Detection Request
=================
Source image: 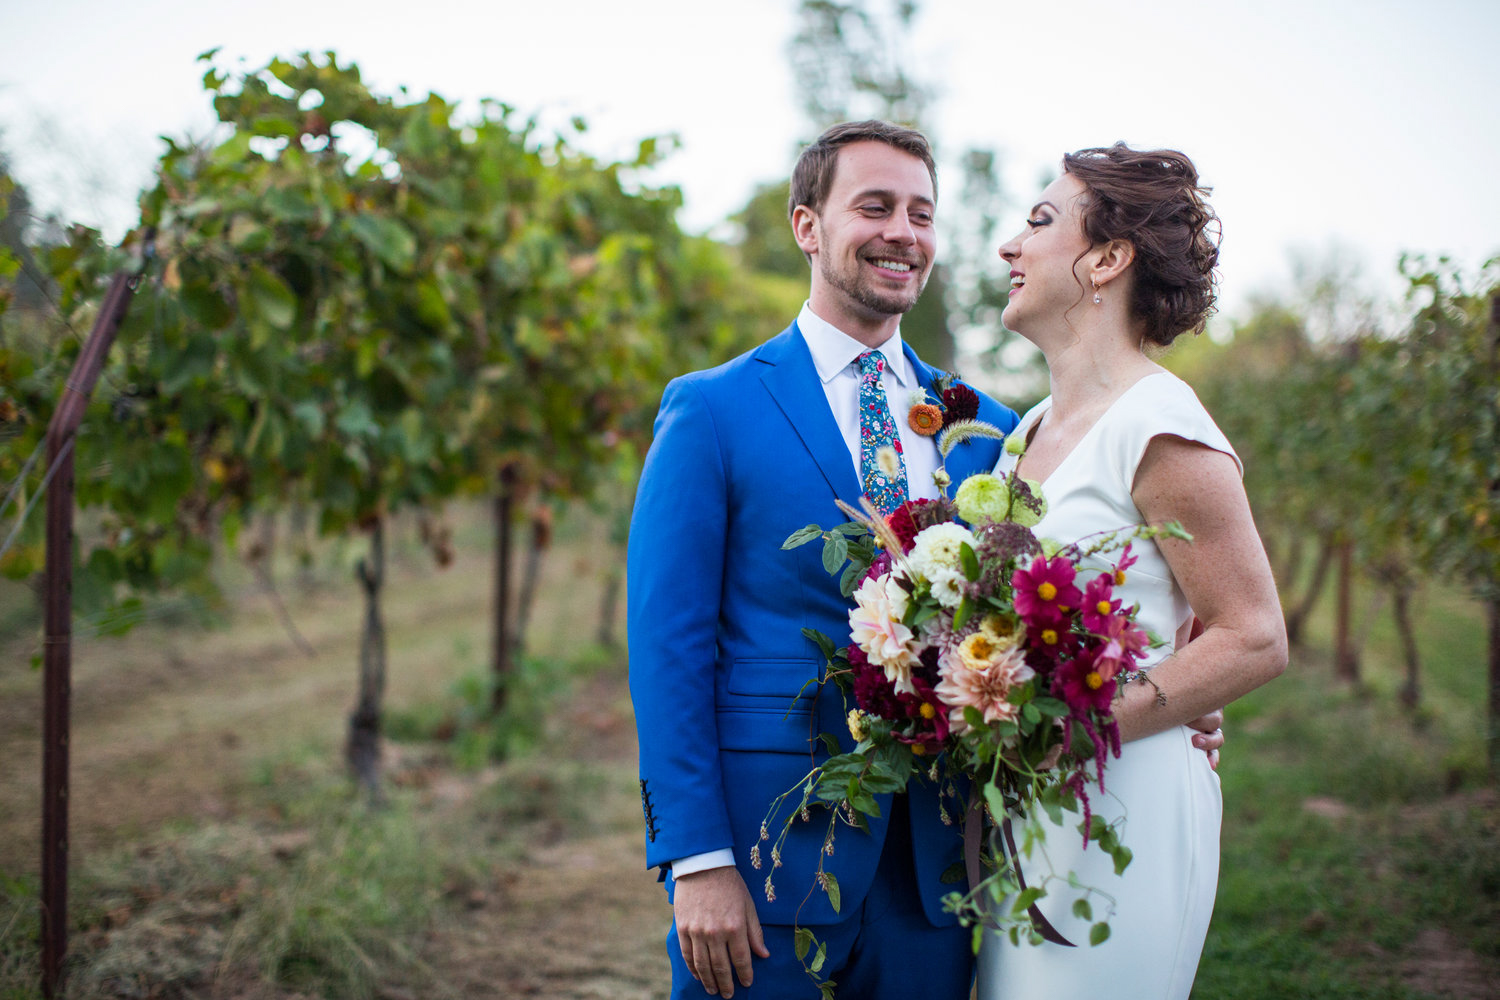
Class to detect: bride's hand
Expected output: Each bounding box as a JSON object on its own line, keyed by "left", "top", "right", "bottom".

{"left": 1186, "top": 708, "right": 1224, "bottom": 770}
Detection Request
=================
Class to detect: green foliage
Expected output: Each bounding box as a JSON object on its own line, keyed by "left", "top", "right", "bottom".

{"left": 0, "top": 781, "right": 453, "bottom": 998}
{"left": 788, "top": 0, "right": 931, "bottom": 129}
{"left": 0, "top": 50, "right": 775, "bottom": 633}
{"left": 385, "top": 621, "right": 623, "bottom": 767}
{"left": 730, "top": 181, "right": 806, "bottom": 279}
{"left": 1186, "top": 257, "right": 1500, "bottom": 602}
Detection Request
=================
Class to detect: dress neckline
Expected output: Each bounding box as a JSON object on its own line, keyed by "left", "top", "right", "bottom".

{"left": 1015, "top": 370, "right": 1172, "bottom": 488}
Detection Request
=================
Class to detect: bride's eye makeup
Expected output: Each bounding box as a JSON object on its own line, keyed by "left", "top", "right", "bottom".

{"left": 1026, "top": 215, "right": 1051, "bottom": 229}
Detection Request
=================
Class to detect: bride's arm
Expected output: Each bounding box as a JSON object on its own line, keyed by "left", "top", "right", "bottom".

{"left": 1115, "top": 433, "right": 1288, "bottom": 744}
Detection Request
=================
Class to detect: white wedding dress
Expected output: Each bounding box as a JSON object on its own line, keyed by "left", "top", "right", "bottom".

{"left": 977, "top": 370, "right": 1236, "bottom": 1000}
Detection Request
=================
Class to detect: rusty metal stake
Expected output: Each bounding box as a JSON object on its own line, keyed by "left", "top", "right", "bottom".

{"left": 40, "top": 267, "right": 140, "bottom": 997}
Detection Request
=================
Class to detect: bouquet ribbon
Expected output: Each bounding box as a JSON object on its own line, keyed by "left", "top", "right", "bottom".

{"left": 963, "top": 797, "right": 1076, "bottom": 947}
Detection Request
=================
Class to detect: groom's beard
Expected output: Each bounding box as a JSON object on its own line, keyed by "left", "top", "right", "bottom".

{"left": 818, "top": 238, "right": 930, "bottom": 317}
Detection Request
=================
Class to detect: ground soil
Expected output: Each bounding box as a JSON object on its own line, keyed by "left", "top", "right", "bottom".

{"left": 3, "top": 519, "right": 1496, "bottom": 999}
{"left": 1, "top": 520, "right": 675, "bottom": 998}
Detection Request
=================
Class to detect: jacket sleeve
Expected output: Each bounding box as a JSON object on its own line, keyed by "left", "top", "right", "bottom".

{"left": 627, "top": 376, "right": 734, "bottom": 871}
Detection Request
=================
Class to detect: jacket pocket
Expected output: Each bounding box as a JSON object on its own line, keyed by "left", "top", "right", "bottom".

{"left": 725, "top": 658, "right": 821, "bottom": 700}
{"left": 717, "top": 706, "right": 816, "bottom": 754}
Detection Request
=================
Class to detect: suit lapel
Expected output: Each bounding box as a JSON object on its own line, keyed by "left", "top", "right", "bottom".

{"left": 757, "top": 324, "right": 863, "bottom": 506}
{"left": 899, "top": 344, "right": 995, "bottom": 486}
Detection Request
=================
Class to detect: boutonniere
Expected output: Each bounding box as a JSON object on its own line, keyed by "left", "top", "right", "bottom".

{"left": 909, "top": 372, "right": 1006, "bottom": 494}
{"left": 906, "top": 371, "right": 981, "bottom": 437}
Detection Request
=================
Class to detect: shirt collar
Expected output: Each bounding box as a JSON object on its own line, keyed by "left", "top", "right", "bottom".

{"left": 797, "top": 301, "right": 914, "bottom": 387}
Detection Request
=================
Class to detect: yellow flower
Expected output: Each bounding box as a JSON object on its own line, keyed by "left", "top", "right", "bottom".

{"left": 956, "top": 631, "right": 1003, "bottom": 671}
{"left": 847, "top": 710, "right": 869, "bottom": 742}
{"left": 979, "top": 613, "right": 1025, "bottom": 647}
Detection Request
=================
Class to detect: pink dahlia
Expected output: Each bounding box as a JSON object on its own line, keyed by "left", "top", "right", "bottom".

{"left": 849, "top": 573, "right": 919, "bottom": 694}
{"left": 936, "top": 633, "right": 1035, "bottom": 735}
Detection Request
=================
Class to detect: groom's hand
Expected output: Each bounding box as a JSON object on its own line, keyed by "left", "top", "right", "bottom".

{"left": 1187, "top": 708, "right": 1225, "bottom": 771}
{"left": 674, "top": 866, "right": 770, "bottom": 998}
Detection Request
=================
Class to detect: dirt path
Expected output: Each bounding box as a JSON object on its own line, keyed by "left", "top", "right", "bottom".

{"left": 415, "top": 672, "right": 673, "bottom": 999}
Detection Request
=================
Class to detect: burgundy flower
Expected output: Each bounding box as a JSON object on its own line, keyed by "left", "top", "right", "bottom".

{"left": 849, "top": 644, "right": 902, "bottom": 719}
{"left": 862, "top": 549, "right": 893, "bottom": 586}
{"left": 886, "top": 498, "right": 950, "bottom": 553}
{"left": 895, "top": 675, "right": 950, "bottom": 754}
{"left": 1024, "top": 619, "right": 1079, "bottom": 667}
{"left": 1053, "top": 650, "right": 1117, "bottom": 715}
{"left": 1012, "top": 555, "right": 1083, "bottom": 625}
{"left": 940, "top": 383, "right": 980, "bottom": 428}
{"left": 1081, "top": 573, "right": 1121, "bottom": 634}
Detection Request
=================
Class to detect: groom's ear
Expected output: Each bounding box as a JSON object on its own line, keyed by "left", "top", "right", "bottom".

{"left": 792, "top": 204, "right": 820, "bottom": 257}
{"left": 1091, "top": 239, "right": 1135, "bottom": 286}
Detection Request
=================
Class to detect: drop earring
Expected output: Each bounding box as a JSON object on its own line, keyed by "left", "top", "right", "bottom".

{"left": 1092, "top": 281, "right": 1102, "bottom": 305}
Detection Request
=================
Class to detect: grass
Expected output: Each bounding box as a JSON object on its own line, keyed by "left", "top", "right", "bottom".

{"left": 0, "top": 499, "right": 640, "bottom": 999}
{"left": 0, "top": 678, "right": 630, "bottom": 999}
{"left": 3, "top": 505, "right": 1496, "bottom": 998}
{"left": 1195, "top": 568, "right": 1497, "bottom": 998}
{"left": 0, "top": 784, "right": 447, "bottom": 997}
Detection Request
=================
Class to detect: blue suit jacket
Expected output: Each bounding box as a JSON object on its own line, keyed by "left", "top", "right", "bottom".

{"left": 628, "top": 322, "right": 1018, "bottom": 927}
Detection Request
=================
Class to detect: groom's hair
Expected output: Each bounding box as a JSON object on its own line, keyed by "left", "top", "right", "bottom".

{"left": 788, "top": 120, "right": 938, "bottom": 222}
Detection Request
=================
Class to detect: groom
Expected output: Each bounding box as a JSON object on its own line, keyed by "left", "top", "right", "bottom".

{"left": 627, "top": 121, "right": 1014, "bottom": 1000}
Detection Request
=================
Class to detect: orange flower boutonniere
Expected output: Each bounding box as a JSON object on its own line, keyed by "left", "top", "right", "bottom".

{"left": 908, "top": 402, "right": 944, "bottom": 436}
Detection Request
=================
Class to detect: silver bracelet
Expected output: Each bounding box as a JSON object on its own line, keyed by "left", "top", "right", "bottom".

{"left": 1118, "top": 669, "right": 1167, "bottom": 707}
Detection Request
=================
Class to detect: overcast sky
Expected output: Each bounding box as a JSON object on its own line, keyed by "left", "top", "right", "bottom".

{"left": 2, "top": 0, "right": 1496, "bottom": 322}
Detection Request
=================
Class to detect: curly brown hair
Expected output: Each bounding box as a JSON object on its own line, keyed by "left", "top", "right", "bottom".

{"left": 1062, "top": 144, "right": 1220, "bottom": 346}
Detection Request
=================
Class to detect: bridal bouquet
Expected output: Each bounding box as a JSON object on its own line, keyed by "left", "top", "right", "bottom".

{"left": 764, "top": 418, "right": 1187, "bottom": 980}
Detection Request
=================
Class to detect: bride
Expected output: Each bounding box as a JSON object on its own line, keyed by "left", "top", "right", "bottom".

{"left": 976, "top": 145, "right": 1287, "bottom": 998}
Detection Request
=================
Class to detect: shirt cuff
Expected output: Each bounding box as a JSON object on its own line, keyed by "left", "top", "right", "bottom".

{"left": 670, "top": 848, "right": 736, "bottom": 878}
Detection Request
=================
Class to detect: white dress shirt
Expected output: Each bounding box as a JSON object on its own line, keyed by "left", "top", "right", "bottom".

{"left": 795, "top": 301, "right": 943, "bottom": 502}
{"left": 670, "top": 303, "right": 944, "bottom": 880}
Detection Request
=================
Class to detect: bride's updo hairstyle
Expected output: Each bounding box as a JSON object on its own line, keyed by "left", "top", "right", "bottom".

{"left": 1063, "top": 143, "right": 1220, "bottom": 346}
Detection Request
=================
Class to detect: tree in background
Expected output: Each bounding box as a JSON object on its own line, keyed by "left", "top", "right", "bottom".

{"left": 1397, "top": 257, "right": 1500, "bottom": 759}
{"left": 1180, "top": 253, "right": 1500, "bottom": 766}
{"left": 0, "top": 51, "right": 779, "bottom": 793}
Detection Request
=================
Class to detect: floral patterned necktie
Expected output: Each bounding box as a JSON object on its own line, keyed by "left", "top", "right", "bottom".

{"left": 857, "top": 350, "right": 908, "bottom": 516}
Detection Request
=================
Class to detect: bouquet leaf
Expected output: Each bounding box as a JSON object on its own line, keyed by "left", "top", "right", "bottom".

{"left": 783, "top": 524, "right": 823, "bottom": 549}
{"left": 795, "top": 927, "right": 814, "bottom": 961}
{"left": 825, "top": 872, "right": 842, "bottom": 914}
